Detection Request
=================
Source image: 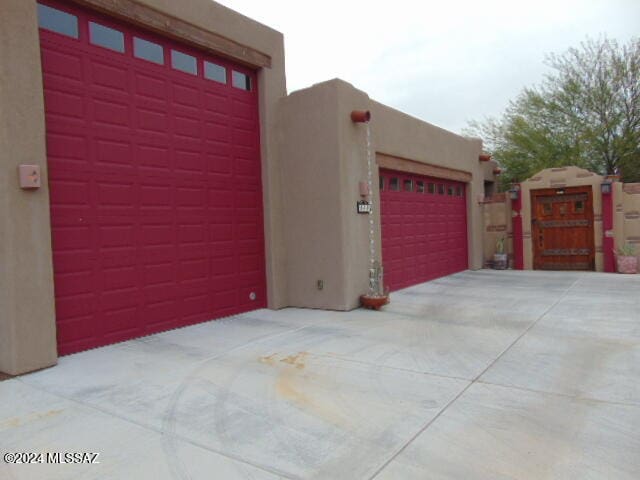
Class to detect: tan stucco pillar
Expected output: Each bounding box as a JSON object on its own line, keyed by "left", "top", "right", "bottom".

{"left": 256, "top": 42, "right": 289, "bottom": 310}
{"left": 0, "top": 0, "right": 58, "bottom": 375}
{"left": 467, "top": 139, "right": 485, "bottom": 270}
{"left": 277, "top": 80, "right": 369, "bottom": 310}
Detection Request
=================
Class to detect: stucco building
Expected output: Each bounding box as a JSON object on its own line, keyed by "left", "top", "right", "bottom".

{"left": 1, "top": 0, "right": 493, "bottom": 375}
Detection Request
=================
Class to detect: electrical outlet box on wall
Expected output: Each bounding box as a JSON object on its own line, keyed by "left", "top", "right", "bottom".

{"left": 18, "top": 165, "right": 41, "bottom": 189}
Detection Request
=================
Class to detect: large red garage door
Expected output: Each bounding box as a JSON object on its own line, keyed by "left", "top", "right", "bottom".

{"left": 380, "top": 169, "right": 468, "bottom": 291}
{"left": 38, "top": 1, "right": 266, "bottom": 355}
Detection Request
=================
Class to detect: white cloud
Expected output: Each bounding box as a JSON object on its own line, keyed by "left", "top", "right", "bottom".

{"left": 216, "top": 0, "right": 640, "bottom": 133}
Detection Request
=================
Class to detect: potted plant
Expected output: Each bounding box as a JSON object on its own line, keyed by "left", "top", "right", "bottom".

{"left": 493, "top": 237, "right": 508, "bottom": 270}
{"left": 615, "top": 244, "right": 638, "bottom": 274}
{"left": 360, "top": 261, "right": 390, "bottom": 310}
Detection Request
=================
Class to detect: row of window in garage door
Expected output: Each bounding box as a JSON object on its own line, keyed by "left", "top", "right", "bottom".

{"left": 380, "top": 175, "right": 466, "bottom": 197}
{"left": 37, "top": 1, "right": 253, "bottom": 90}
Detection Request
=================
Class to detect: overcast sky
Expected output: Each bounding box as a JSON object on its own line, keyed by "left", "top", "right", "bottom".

{"left": 216, "top": 0, "right": 640, "bottom": 134}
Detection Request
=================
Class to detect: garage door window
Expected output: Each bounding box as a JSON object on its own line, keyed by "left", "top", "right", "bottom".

{"left": 134, "top": 37, "right": 164, "bottom": 64}
{"left": 404, "top": 179, "right": 413, "bottom": 192}
{"left": 37, "top": 4, "right": 78, "bottom": 39}
{"left": 389, "top": 178, "right": 400, "bottom": 191}
{"left": 89, "top": 22, "right": 125, "bottom": 53}
{"left": 205, "top": 61, "right": 227, "bottom": 84}
{"left": 379, "top": 177, "right": 385, "bottom": 190}
{"left": 428, "top": 183, "right": 435, "bottom": 194}
{"left": 171, "top": 50, "right": 197, "bottom": 75}
{"left": 438, "top": 184, "right": 445, "bottom": 195}
{"left": 416, "top": 181, "right": 425, "bottom": 193}
{"left": 232, "top": 71, "right": 251, "bottom": 91}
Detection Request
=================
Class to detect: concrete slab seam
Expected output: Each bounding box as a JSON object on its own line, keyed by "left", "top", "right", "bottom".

{"left": 475, "top": 380, "right": 640, "bottom": 409}
{"left": 367, "top": 273, "right": 586, "bottom": 480}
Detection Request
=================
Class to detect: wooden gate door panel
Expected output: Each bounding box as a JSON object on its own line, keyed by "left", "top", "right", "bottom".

{"left": 531, "top": 187, "right": 595, "bottom": 270}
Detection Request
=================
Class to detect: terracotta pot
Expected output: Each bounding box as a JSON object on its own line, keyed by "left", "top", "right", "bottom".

{"left": 616, "top": 255, "right": 638, "bottom": 274}
{"left": 493, "top": 253, "right": 508, "bottom": 270}
{"left": 360, "top": 294, "right": 389, "bottom": 310}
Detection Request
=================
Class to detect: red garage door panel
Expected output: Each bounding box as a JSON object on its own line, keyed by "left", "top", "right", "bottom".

{"left": 38, "top": 1, "right": 266, "bottom": 355}
{"left": 380, "top": 169, "right": 468, "bottom": 291}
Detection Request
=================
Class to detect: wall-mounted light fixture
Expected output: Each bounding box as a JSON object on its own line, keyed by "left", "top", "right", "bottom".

{"left": 601, "top": 180, "right": 613, "bottom": 195}
{"left": 508, "top": 184, "right": 520, "bottom": 200}
{"left": 359, "top": 181, "right": 370, "bottom": 197}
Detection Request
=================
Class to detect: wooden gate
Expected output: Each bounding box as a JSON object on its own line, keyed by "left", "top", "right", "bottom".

{"left": 531, "top": 186, "right": 595, "bottom": 271}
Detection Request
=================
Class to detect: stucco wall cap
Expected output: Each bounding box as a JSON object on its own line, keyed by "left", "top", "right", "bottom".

{"left": 523, "top": 166, "right": 603, "bottom": 184}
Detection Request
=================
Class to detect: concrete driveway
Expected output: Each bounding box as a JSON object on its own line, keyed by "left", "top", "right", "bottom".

{"left": 1, "top": 270, "right": 639, "bottom": 479}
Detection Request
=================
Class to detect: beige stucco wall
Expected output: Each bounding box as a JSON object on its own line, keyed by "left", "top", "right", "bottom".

{"left": 277, "top": 79, "right": 484, "bottom": 310}
{"left": 481, "top": 160, "right": 499, "bottom": 182}
{"left": 277, "top": 80, "right": 379, "bottom": 310}
{"left": 482, "top": 196, "right": 513, "bottom": 266}
{"left": 519, "top": 167, "right": 604, "bottom": 271}
{"left": 614, "top": 183, "right": 640, "bottom": 258}
{"left": 0, "top": 0, "right": 287, "bottom": 375}
{"left": 0, "top": 0, "right": 58, "bottom": 375}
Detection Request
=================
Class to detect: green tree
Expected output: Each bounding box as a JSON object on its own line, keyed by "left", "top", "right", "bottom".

{"left": 466, "top": 36, "right": 640, "bottom": 188}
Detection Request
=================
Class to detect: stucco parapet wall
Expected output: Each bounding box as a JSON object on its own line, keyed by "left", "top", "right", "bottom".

{"left": 369, "top": 100, "right": 482, "bottom": 170}
{"left": 290, "top": 79, "right": 483, "bottom": 169}
{"left": 96, "top": 0, "right": 285, "bottom": 63}
{"left": 482, "top": 160, "right": 499, "bottom": 182}
{"left": 523, "top": 166, "right": 604, "bottom": 187}
{"left": 623, "top": 183, "right": 640, "bottom": 195}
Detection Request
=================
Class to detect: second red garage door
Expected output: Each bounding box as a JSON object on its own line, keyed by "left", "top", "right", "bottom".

{"left": 380, "top": 169, "right": 468, "bottom": 291}
{"left": 38, "top": 1, "right": 266, "bottom": 355}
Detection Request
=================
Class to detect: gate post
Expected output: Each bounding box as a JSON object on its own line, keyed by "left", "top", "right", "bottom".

{"left": 602, "top": 179, "right": 615, "bottom": 272}
{"left": 511, "top": 184, "right": 524, "bottom": 270}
